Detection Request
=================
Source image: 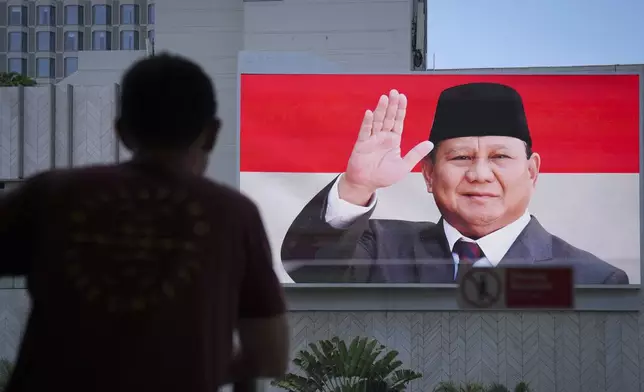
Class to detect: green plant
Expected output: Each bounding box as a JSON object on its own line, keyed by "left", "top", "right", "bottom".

{"left": 0, "top": 359, "right": 14, "bottom": 392}
{"left": 485, "top": 383, "right": 510, "bottom": 392}
{"left": 0, "top": 72, "right": 37, "bottom": 87}
{"left": 433, "top": 381, "right": 531, "bottom": 392}
{"left": 271, "top": 336, "right": 422, "bottom": 392}
{"left": 512, "top": 382, "right": 531, "bottom": 392}
{"left": 434, "top": 382, "right": 486, "bottom": 392}
{"left": 433, "top": 382, "right": 459, "bottom": 392}
{"left": 461, "top": 383, "right": 486, "bottom": 392}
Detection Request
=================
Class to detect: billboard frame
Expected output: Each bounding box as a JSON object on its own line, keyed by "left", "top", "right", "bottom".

{"left": 236, "top": 51, "right": 644, "bottom": 311}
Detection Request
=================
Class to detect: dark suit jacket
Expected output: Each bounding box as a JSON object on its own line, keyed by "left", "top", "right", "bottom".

{"left": 281, "top": 179, "right": 629, "bottom": 285}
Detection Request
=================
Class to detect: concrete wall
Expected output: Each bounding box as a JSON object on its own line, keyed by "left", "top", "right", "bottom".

{"left": 243, "top": 0, "right": 411, "bottom": 72}
{"left": 154, "top": 0, "right": 242, "bottom": 187}
{"left": 59, "top": 50, "right": 149, "bottom": 85}
{"left": 0, "top": 84, "right": 126, "bottom": 182}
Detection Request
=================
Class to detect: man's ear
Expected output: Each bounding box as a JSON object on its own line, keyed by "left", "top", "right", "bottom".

{"left": 199, "top": 118, "right": 220, "bottom": 152}
{"left": 421, "top": 159, "right": 434, "bottom": 193}
{"left": 528, "top": 152, "right": 541, "bottom": 186}
{"left": 115, "top": 118, "right": 136, "bottom": 151}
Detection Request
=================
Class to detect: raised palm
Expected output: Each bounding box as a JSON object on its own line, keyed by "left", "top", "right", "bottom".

{"left": 344, "top": 89, "right": 434, "bottom": 191}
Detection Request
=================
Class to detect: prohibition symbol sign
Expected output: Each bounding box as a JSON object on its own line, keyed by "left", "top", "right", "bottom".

{"left": 460, "top": 269, "right": 502, "bottom": 308}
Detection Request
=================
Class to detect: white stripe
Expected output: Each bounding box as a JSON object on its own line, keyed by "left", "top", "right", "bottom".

{"left": 241, "top": 172, "right": 640, "bottom": 284}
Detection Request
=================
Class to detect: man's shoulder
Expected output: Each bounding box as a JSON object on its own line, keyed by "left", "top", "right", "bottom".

{"left": 550, "top": 234, "right": 610, "bottom": 264}
{"left": 191, "top": 178, "right": 258, "bottom": 212}
{"left": 548, "top": 233, "right": 628, "bottom": 283}
{"left": 24, "top": 164, "right": 129, "bottom": 186}
{"left": 23, "top": 164, "right": 257, "bottom": 210}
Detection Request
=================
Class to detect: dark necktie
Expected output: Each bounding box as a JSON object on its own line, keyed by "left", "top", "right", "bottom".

{"left": 453, "top": 239, "right": 484, "bottom": 281}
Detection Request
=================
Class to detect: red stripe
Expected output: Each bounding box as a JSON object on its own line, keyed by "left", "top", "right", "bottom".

{"left": 240, "top": 74, "right": 640, "bottom": 173}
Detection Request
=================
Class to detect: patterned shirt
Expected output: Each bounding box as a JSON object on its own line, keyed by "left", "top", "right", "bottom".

{"left": 0, "top": 161, "right": 285, "bottom": 392}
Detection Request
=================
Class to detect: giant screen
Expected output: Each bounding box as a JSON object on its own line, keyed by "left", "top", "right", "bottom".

{"left": 239, "top": 74, "right": 641, "bottom": 285}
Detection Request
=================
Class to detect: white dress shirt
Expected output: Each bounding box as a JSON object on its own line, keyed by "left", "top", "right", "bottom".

{"left": 324, "top": 175, "right": 532, "bottom": 278}
{"left": 325, "top": 175, "right": 377, "bottom": 229}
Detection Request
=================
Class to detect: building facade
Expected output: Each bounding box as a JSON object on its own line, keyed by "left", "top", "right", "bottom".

{"left": 0, "top": 0, "right": 155, "bottom": 83}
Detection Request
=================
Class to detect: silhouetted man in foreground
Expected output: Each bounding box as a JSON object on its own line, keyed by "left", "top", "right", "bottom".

{"left": 0, "top": 53, "right": 288, "bottom": 392}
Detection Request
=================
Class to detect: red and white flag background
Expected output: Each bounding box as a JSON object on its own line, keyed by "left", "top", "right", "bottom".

{"left": 239, "top": 74, "right": 641, "bottom": 284}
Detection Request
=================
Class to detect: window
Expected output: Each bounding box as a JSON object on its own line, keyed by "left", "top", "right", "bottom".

{"left": 120, "top": 30, "right": 139, "bottom": 50}
{"left": 36, "top": 31, "right": 56, "bottom": 51}
{"left": 92, "top": 31, "right": 111, "bottom": 50}
{"left": 36, "top": 58, "right": 55, "bottom": 78}
{"left": 64, "top": 5, "right": 84, "bottom": 25}
{"left": 37, "top": 5, "right": 56, "bottom": 26}
{"left": 8, "top": 58, "right": 27, "bottom": 75}
{"left": 120, "top": 4, "right": 139, "bottom": 24}
{"left": 148, "top": 4, "right": 155, "bottom": 24}
{"left": 64, "top": 31, "right": 84, "bottom": 51}
{"left": 64, "top": 57, "right": 78, "bottom": 76}
{"left": 8, "top": 6, "right": 27, "bottom": 26}
{"left": 8, "top": 32, "right": 27, "bottom": 52}
{"left": 147, "top": 29, "right": 155, "bottom": 44}
{"left": 92, "top": 5, "right": 112, "bottom": 25}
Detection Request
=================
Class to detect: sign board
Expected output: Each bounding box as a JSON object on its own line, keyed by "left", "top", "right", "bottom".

{"left": 457, "top": 266, "right": 574, "bottom": 310}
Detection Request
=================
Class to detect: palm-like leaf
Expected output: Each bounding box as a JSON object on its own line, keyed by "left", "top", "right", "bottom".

{"left": 272, "top": 337, "right": 421, "bottom": 392}
{"left": 433, "top": 381, "right": 459, "bottom": 392}
{"left": 486, "top": 382, "right": 510, "bottom": 392}
{"left": 434, "top": 380, "right": 528, "bottom": 392}
{"left": 460, "top": 382, "right": 486, "bottom": 392}
{"left": 513, "top": 381, "right": 531, "bottom": 392}
{"left": 0, "top": 359, "right": 14, "bottom": 392}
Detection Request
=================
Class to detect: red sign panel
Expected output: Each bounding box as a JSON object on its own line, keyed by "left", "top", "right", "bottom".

{"left": 504, "top": 267, "right": 574, "bottom": 309}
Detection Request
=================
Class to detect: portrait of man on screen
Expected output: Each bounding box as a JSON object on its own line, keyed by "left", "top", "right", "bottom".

{"left": 279, "top": 82, "right": 629, "bottom": 285}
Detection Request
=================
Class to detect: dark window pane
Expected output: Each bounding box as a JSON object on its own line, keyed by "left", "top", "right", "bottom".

{"left": 37, "top": 6, "right": 56, "bottom": 26}
{"left": 64, "top": 5, "right": 84, "bottom": 25}
{"left": 148, "top": 4, "right": 155, "bottom": 24}
{"left": 8, "top": 6, "right": 27, "bottom": 26}
{"left": 92, "top": 31, "right": 111, "bottom": 50}
{"left": 36, "top": 32, "right": 55, "bottom": 51}
{"left": 8, "top": 58, "right": 26, "bottom": 74}
{"left": 36, "top": 58, "right": 54, "bottom": 78}
{"left": 147, "top": 29, "right": 155, "bottom": 43}
{"left": 64, "top": 31, "right": 83, "bottom": 51}
{"left": 64, "top": 57, "right": 78, "bottom": 76}
{"left": 120, "top": 5, "right": 139, "bottom": 25}
{"left": 8, "top": 32, "right": 26, "bottom": 52}
{"left": 92, "top": 5, "right": 112, "bottom": 25}
{"left": 120, "top": 30, "right": 139, "bottom": 50}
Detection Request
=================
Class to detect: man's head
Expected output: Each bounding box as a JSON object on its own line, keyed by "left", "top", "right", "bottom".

{"left": 422, "top": 83, "right": 540, "bottom": 238}
{"left": 115, "top": 53, "right": 221, "bottom": 175}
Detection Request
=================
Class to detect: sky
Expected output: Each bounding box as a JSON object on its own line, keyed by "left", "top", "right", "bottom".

{"left": 426, "top": 0, "right": 644, "bottom": 69}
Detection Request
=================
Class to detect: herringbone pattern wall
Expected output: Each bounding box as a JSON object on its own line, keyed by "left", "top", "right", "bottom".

{"left": 0, "top": 85, "right": 642, "bottom": 392}
{"left": 0, "top": 290, "right": 641, "bottom": 392}
{"left": 280, "top": 311, "right": 642, "bottom": 392}
{"left": 0, "top": 85, "right": 126, "bottom": 179}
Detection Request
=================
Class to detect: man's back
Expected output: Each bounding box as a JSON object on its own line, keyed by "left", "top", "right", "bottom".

{"left": 3, "top": 161, "right": 282, "bottom": 392}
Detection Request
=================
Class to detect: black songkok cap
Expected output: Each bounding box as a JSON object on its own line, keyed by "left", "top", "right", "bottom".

{"left": 428, "top": 82, "right": 532, "bottom": 147}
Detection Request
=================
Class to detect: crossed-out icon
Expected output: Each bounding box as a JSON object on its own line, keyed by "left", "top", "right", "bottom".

{"left": 460, "top": 269, "right": 502, "bottom": 308}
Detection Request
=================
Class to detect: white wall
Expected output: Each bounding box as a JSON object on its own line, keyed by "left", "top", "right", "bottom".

{"left": 59, "top": 51, "right": 149, "bottom": 85}
{"left": 243, "top": 0, "right": 411, "bottom": 71}
{"left": 154, "top": 0, "right": 244, "bottom": 186}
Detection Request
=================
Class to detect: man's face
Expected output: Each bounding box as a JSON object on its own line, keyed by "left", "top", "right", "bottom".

{"left": 422, "top": 136, "right": 540, "bottom": 237}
